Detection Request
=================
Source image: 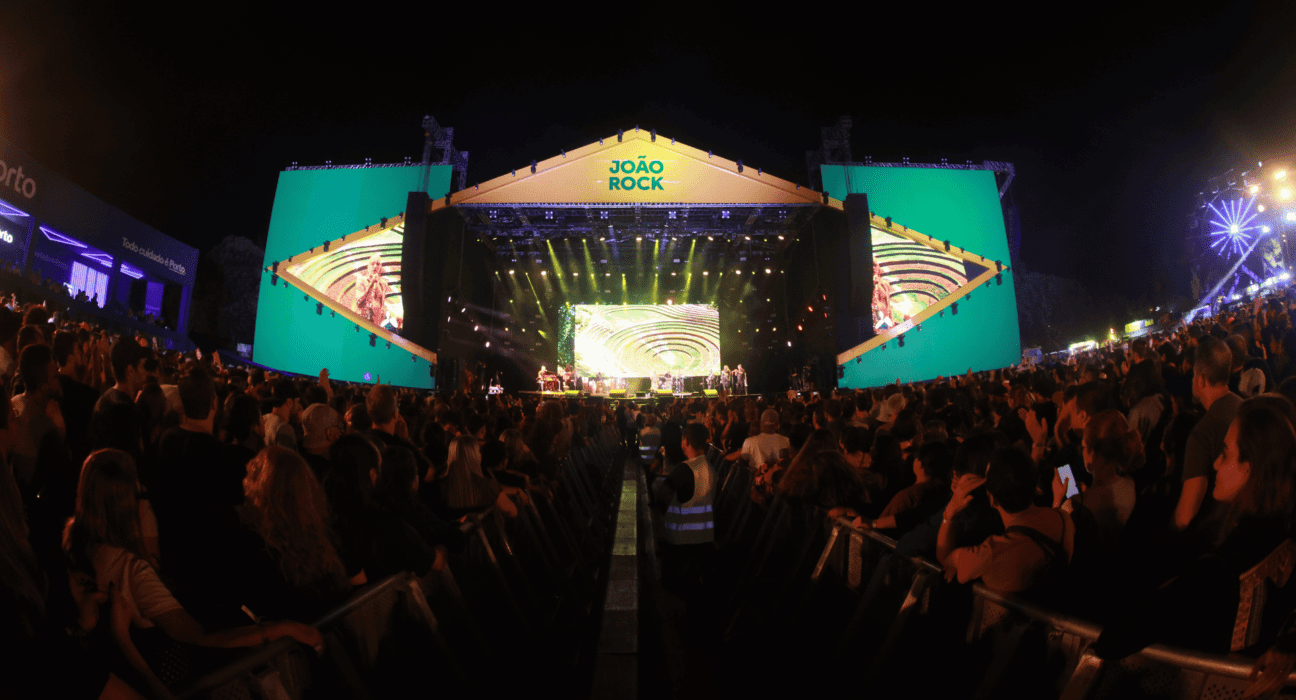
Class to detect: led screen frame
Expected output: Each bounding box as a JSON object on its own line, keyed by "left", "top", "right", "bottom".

{"left": 268, "top": 215, "right": 435, "bottom": 364}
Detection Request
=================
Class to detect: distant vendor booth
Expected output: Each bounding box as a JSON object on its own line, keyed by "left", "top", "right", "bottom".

{"left": 0, "top": 134, "right": 198, "bottom": 344}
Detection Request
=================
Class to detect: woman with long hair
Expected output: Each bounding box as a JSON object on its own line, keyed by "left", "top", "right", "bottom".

{"left": 434, "top": 435, "right": 517, "bottom": 519}
{"left": 1094, "top": 396, "right": 1296, "bottom": 661}
{"left": 62, "top": 450, "right": 320, "bottom": 693}
{"left": 499, "top": 428, "right": 540, "bottom": 480}
{"left": 1052, "top": 409, "right": 1140, "bottom": 551}
{"left": 237, "top": 447, "right": 349, "bottom": 619}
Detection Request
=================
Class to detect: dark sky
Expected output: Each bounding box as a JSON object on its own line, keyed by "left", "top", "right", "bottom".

{"left": 2, "top": 4, "right": 1294, "bottom": 299}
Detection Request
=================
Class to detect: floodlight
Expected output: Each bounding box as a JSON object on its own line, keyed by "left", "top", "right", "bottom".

{"left": 1277, "top": 170, "right": 1287, "bottom": 180}
{"left": 1251, "top": 185, "right": 1261, "bottom": 194}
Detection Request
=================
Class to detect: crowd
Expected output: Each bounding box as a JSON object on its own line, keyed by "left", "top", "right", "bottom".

{"left": 8, "top": 279, "right": 1296, "bottom": 697}
{"left": 632, "top": 292, "right": 1296, "bottom": 692}
{"left": 1, "top": 293, "right": 619, "bottom": 699}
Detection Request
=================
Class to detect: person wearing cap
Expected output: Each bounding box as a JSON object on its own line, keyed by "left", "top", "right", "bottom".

{"left": 262, "top": 379, "right": 300, "bottom": 450}
{"left": 301, "top": 403, "right": 343, "bottom": 479}
{"left": 739, "top": 408, "right": 791, "bottom": 469}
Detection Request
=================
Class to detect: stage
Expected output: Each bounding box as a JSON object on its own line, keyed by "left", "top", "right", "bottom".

{"left": 518, "top": 390, "right": 759, "bottom": 400}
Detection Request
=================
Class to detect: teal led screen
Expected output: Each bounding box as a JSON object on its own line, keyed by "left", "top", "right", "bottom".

{"left": 822, "top": 165, "right": 1020, "bottom": 387}
{"left": 254, "top": 165, "right": 451, "bottom": 388}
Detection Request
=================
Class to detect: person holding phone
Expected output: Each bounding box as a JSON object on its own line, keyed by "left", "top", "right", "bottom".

{"left": 1052, "top": 410, "right": 1140, "bottom": 551}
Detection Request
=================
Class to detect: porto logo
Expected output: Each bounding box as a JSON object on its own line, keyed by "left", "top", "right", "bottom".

{"left": 0, "top": 229, "right": 11, "bottom": 244}
{"left": 609, "top": 155, "right": 665, "bottom": 191}
{"left": 0, "top": 159, "right": 36, "bottom": 199}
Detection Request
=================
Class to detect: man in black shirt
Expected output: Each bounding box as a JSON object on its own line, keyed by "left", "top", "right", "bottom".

{"left": 94, "top": 337, "right": 153, "bottom": 411}
{"left": 150, "top": 365, "right": 245, "bottom": 619}
{"left": 52, "top": 331, "right": 98, "bottom": 462}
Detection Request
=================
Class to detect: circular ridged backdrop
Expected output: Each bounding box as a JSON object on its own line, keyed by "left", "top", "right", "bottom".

{"left": 574, "top": 304, "right": 720, "bottom": 377}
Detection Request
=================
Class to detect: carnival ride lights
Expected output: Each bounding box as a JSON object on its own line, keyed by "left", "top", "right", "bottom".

{"left": 1208, "top": 196, "right": 1260, "bottom": 258}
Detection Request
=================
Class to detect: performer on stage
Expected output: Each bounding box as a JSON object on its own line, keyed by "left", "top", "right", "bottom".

{"left": 720, "top": 365, "right": 731, "bottom": 393}
{"left": 735, "top": 364, "right": 747, "bottom": 394}
{"left": 538, "top": 365, "right": 548, "bottom": 391}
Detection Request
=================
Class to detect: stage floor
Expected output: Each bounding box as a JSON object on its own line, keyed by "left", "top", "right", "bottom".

{"left": 517, "top": 390, "right": 758, "bottom": 400}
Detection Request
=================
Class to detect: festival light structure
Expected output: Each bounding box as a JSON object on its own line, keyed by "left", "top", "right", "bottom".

{"left": 1207, "top": 196, "right": 1259, "bottom": 258}
{"left": 1194, "top": 154, "right": 1296, "bottom": 308}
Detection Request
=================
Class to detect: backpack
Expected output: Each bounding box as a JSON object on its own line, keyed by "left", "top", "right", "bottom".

{"left": 1005, "top": 505, "right": 1104, "bottom": 615}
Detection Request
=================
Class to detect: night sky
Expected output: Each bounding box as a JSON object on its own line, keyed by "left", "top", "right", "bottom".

{"left": 1, "top": 5, "right": 1294, "bottom": 302}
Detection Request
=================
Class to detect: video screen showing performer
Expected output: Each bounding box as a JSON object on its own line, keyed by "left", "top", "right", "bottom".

{"left": 870, "top": 225, "right": 968, "bottom": 331}
{"left": 286, "top": 227, "right": 405, "bottom": 334}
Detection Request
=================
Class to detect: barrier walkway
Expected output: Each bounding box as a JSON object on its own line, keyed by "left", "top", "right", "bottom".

{"left": 703, "top": 459, "right": 1296, "bottom": 699}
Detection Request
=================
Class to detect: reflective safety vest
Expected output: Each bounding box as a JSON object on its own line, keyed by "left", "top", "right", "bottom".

{"left": 664, "top": 455, "right": 715, "bottom": 545}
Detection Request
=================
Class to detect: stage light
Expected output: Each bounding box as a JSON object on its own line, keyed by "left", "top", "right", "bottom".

{"left": 808, "top": 305, "right": 814, "bottom": 312}
{"left": 1288, "top": 212, "right": 1296, "bottom": 222}
{"left": 765, "top": 268, "right": 771, "bottom": 274}
{"left": 473, "top": 325, "right": 479, "bottom": 331}
{"left": 509, "top": 270, "right": 514, "bottom": 275}
{"left": 1260, "top": 205, "right": 1267, "bottom": 212}
{"left": 778, "top": 235, "right": 785, "bottom": 240}
{"left": 1263, "top": 226, "right": 1272, "bottom": 233}
{"left": 1278, "top": 171, "right": 1287, "bottom": 180}
{"left": 745, "top": 236, "right": 751, "bottom": 241}
{"left": 666, "top": 299, "right": 673, "bottom": 305}
{"left": 606, "top": 272, "right": 611, "bottom": 277}
{"left": 787, "top": 341, "right": 792, "bottom": 347}
{"left": 447, "top": 296, "right": 452, "bottom": 302}
{"left": 1283, "top": 273, "right": 1292, "bottom": 281}
{"left": 702, "top": 271, "right": 709, "bottom": 276}
{"left": 541, "top": 271, "right": 547, "bottom": 276}
{"left": 797, "top": 324, "right": 803, "bottom": 331}
{"left": 636, "top": 236, "right": 643, "bottom": 242}
{"left": 485, "top": 341, "right": 491, "bottom": 348}
{"left": 573, "top": 272, "right": 579, "bottom": 277}
{"left": 461, "top": 307, "right": 466, "bottom": 313}
{"left": 1283, "top": 189, "right": 1292, "bottom": 200}
{"left": 1251, "top": 185, "right": 1261, "bottom": 194}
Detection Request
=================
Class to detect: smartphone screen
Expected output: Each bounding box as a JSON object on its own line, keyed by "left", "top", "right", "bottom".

{"left": 1057, "top": 465, "right": 1080, "bottom": 499}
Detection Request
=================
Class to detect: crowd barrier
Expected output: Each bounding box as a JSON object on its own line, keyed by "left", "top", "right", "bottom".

{"left": 708, "top": 457, "right": 1296, "bottom": 699}
{"left": 171, "top": 425, "right": 626, "bottom": 699}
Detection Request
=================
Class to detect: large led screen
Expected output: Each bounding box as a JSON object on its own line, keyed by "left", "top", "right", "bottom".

{"left": 574, "top": 304, "right": 719, "bottom": 377}
{"left": 254, "top": 164, "right": 451, "bottom": 388}
{"left": 286, "top": 226, "right": 405, "bottom": 333}
{"left": 823, "top": 165, "right": 1021, "bottom": 387}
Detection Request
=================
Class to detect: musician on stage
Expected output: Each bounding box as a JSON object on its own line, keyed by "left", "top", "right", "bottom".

{"left": 538, "top": 365, "right": 548, "bottom": 391}
{"left": 663, "top": 371, "right": 673, "bottom": 392}
{"left": 735, "top": 364, "right": 747, "bottom": 394}
{"left": 720, "top": 365, "right": 731, "bottom": 394}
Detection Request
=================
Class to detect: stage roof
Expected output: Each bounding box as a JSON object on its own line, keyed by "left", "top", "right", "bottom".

{"left": 430, "top": 129, "right": 842, "bottom": 210}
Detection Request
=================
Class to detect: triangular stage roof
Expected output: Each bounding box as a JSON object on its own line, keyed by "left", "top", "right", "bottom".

{"left": 429, "top": 129, "right": 842, "bottom": 211}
